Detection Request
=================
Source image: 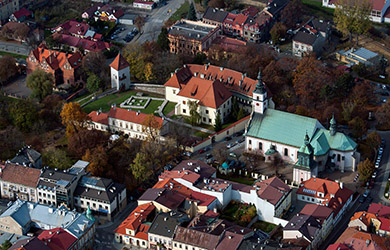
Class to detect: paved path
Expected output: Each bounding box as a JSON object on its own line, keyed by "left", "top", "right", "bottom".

{"left": 2, "top": 75, "right": 31, "bottom": 98}
{"left": 0, "top": 41, "right": 31, "bottom": 56}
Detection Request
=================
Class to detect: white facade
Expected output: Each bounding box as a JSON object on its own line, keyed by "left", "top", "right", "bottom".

{"left": 133, "top": 1, "right": 154, "bottom": 10}
{"left": 0, "top": 182, "right": 37, "bottom": 203}
{"left": 111, "top": 66, "right": 131, "bottom": 91}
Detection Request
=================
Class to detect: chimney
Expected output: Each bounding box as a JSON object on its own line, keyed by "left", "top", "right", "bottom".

{"left": 220, "top": 66, "right": 223, "bottom": 71}
{"left": 340, "top": 182, "right": 343, "bottom": 189}
{"left": 239, "top": 80, "right": 243, "bottom": 88}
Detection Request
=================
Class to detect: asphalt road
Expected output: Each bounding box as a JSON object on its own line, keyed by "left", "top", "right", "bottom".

{"left": 0, "top": 41, "right": 31, "bottom": 56}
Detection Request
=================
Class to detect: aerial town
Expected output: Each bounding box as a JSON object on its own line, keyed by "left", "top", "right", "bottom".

{"left": 0, "top": 0, "right": 389, "bottom": 248}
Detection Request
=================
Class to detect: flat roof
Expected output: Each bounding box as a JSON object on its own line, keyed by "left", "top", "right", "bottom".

{"left": 169, "top": 21, "right": 216, "bottom": 40}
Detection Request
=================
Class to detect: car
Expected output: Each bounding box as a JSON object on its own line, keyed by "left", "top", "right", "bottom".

{"left": 205, "top": 153, "right": 213, "bottom": 159}
{"left": 120, "top": 27, "right": 125, "bottom": 31}
{"left": 382, "top": 139, "right": 386, "bottom": 147}
{"left": 367, "top": 196, "right": 373, "bottom": 203}
{"left": 363, "top": 189, "right": 370, "bottom": 198}
{"left": 372, "top": 172, "right": 377, "bottom": 178}
{"left": 183, "top": 151, "right": 192, "bottom": 157}
{"left": 227, "top": 142, "right": 237, "bottom": 149}
{"left": 206, "top": 157, "right": 214, "bottom": 164}
{"left": 225, "top": 136, "right": 232, "bottom": 141}
{"left": 359, "top": 196, "right": 366, "bottom": 203}
{"left": 229, "top": 152, "right": 237, "bottom": 158}
{"left": 289, "top": 204, "right": 295, "bottom": 213}
{"left": 198, "top": 149, "right": 205, "bottom": 154}
{"left": 375, "top": 163, "right": 380, "bottom": 168}
{"left": 110, "top": 35, "right": 118, "bottom": 40}
{"left": 233, "top": 131, "right": 244, "bottom": 137}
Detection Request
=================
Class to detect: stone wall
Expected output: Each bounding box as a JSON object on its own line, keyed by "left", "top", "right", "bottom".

{"left": 129, "top": 83, "right": 165, "bottom": 96}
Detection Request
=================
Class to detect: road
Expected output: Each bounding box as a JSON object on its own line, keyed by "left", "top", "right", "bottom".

{"left": 0, "top": 41, "right": 30, "bottom": 56}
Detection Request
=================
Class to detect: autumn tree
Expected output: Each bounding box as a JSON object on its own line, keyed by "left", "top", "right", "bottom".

{"left": 26, "top": 69, "right": 54, "bottom": 102}
{"left": 208, "top": 0, "right": 225, "bottom": 8}
{"left": 0, "top": 56, "right": 18, "bottom": 86}
{"left": 348, "top": 116, "right": 367, "bottom": 140}
{"left": 68, "top": 128, "right": 108, "bottom": 158}
{"left": 82, "top": 51, "right": 107, "bottom": 75}
{"left": 214, "top": 112, "right": 222, "bottom": 132}
{"left": 188, "top": 100, "right": 201, "bottom": 126}
{"left": 60, "top": 102, "right": 89, "bottom": 138}
{"left": 142, "top": 114, "right": 163, "bottom": 142}
{"left": 281, "top": 0, "right": 305, "bottom": 28}
{"left": 157, "top": 27, "right": 169, "bottom": 51}
{"left": 39, "top": 94, "right": 64, "bottom": 130}
{"left": 270, "top": 22, "right": 287, "bottom": 44}
{"left": 358, "top": 158, "right": 374, "bottom": 183}
{"left": 135, "top": 15, "right": 145, "bottom": 32}
{"left": 42, "top": 147, "right": 73, "bottom": 170}
{"left": 83, "top": 146, "right": 109, "bottom": 176}
{"left": 187, "top": 2, "right": 197, "bottom": 20}
{"left": 168, "top": 123, "right": 192, "bottom": 154}
{"left": 376, "top": 101, "right": 390, "bottom": 129}
{"left": 0, "top": 127, "right": 23, "bottom": 160}
{"left": 366, "top": 131, "right": 381, "bottom": 157}
{"left": 130, "top": 152, "right": 153, "bottom": 182}
{"left": 9, "top": 100, "right": 38, "bottom": 132}
{"left": 152, "top": 52, "right": 183, "bottom": 83}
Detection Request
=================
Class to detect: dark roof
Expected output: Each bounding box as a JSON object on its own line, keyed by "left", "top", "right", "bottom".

{"left": 0, "top": 164, "right": 41, "bottom": 188}
{"left": 266, "top": 0, "right": 290, "bottom": 16}
{"left": 173, "top": 160, "right": 216, "bottom": 180}
{"left": 9, "top": 237, "right": 50, "bottom": 250}
{"left": 148, "top": 212, "right": 190, "bottom": 238}
{"left": 139, "top": 188, "right": 165, "bottom": 201}
{"left": 293, "top": 30, "right": 317, "bottom": 45}
{"left": 308, "top": 18, "right": 329, "bottom": 33}
{"left": 74, "top": 176, "right": 125, "bottom": 202}
{"left": 238, "top": 237, "right": 303, "bottom": 250}
{"left": 40, "top": 169, "right": 76, "bottom": 182}
{"left": 284, "top": 215, "right": 321, "bottom": 242}
{"left": 168, "top": 21, "right": 217, "bottom": 41}
{"left": 203, "top": 7, "right": 228, "bottom": 23}
{"left": 174, "top": 226, "right": 220, "bottom": 250}
{"left": 155, "top": 189, "right": 186, "bottom": 210}
{"left": 10, "top": 147, "right": 41, "bottom": 167}
{"left": 215, "top": 231, "right": 244, "bottom": 250}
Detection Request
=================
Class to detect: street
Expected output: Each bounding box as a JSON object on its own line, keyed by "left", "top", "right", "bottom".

{"left": 0, "top": 41, "right": 30, "bottom": 56}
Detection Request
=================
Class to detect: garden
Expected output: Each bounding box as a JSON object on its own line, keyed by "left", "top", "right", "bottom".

{"left": 220, "top": 201, "right": 257, "bottom": 227}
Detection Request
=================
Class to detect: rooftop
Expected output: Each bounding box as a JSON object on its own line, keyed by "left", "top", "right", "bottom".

{"left": 38, "top": 228, "right": 77, "bottom": 250}
{"left": 148, "top": 211, "right": 190, "bottom": 238}
{"left": 203, "top": 7, "right": 228, "bottom": 23}
{"left": 10, "top": 146, "right": 41, "bottom": 167}
{"left": 173, "top": 160, "right": 216, "bottom": 180}
{"left": 367, "top": 203, "right": 390, "bottom": 217}
{"left": 0, "top": 163, "right": 41, "bottom": 188}
{"left": 255, "top": 176, "right": 290, "bottom": 206}
{"left": 284, "top": 214, "right": 321, "bottom": 241}
{"left": 168, "top": 20, "right": 217, "bottom": 41}
{"left": 115, "top": 203, "right": 155, "bottom": 233}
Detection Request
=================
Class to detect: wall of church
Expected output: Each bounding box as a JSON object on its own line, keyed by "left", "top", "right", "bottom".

{"left": 293, "top": 168, "right": 312, "bottom": 185}
{"left": 111, "top": 67, "right": 130, "bottom": 90}
{"left": 329, "top": 150, "right": 356, "bottom": 172}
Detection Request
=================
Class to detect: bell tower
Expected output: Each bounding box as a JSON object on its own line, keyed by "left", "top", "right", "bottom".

{"left": 252, "top": 68, "right": 268, "bottom": 114}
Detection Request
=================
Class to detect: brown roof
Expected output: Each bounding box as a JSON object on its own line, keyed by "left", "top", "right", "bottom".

{"left": 215, "top": 231, "right": 244, "bottom": 250}
{"left": 31, "top": 45, "right": 82, "bottom": 71}
{"left": 300, "top": 204, "right": 333, "bottom": 223}
{"left": 110, "top": 53, "right": 129, "bottom": 71}
{"left": 0, "top": 164, "right": 41, "bottom": 188}
{"left": 173, "top": 160, "right": 216, "bottom": 180}
{"left": 350, "top": 211, "right": 378, "bottom": 228}
{"left": 255, "top": 176, "right": 290, "bottom": 205}
{"left": 335, "top": 227, "right": 387, "bottom": 250}
{"left": 88, "top": 111, "right": 108, "bottom": 125}
{"left": 174, "top": 226, "right": 220, "bottom": 250}
{"left": 115, "top": 203, "right": 155, "bottom": 233}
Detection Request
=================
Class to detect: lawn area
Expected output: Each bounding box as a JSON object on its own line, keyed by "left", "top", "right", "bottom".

{"left": 251, "top": 220, "right": 277, "bottom": 233}
{"left": 140, "top": 100, "right": 164, "bottom": 114}
{"left": 0, "top": 51, "right": 28, "bottom": 59}
{"left": 163, "top": 102, "right": 176, "bottom": 116}
{"left": 217, "top": 174, "right": 255, "bottom": 185}
{"left": 302, "top": 0, "right": 334, "bottom": 19}
{"left": 220, "top": 201, "right": 257, "bottom": 226}
{"left": 168, "top": 1, "right": 190, "bottom": 23}
{"left": 194, "top": 131, "right": 213, "bottom": 139}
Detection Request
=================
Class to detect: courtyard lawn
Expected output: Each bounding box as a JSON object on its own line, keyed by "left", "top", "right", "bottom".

{"left": 220, "top": 201, "right": 257, "bottom": 226}
{"left": 163, "top": 102, "right": 176, "bottom": 116}
{"left": 217, "top": 174, "right": 255, "bottom": 186}
{"left": 302, "top": 0, "right": 334, "bottom": 19}
{"left": 132, "top": 100, "right": 164, "bottom": 114}
{"left": 251, "top": 220, "right": 277, "bottom": 233}
{"left": 194, "top": 131, "right": 212, "bottom": 139}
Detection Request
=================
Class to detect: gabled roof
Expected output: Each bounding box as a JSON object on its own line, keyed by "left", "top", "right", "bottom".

{"left": 203, "top": 7, "right": 228, "bottom": 23}
{"left": 110, "top": 53, "right": 129, "bottom": 71}
{"left": 350, "top": 211, "right": 378, "bottom": 228}
{"left": 242, "top": 6, "right": 259, "bottom": 17}
{"left": 311, "top": 128, "right": 357, "bottom": 154}
{"left": 74, "top": 176, "right": 125, "bottom": 202}
{"left": 255, "top": 176, "right": 290, "bottom": 205}
{"left": 38, "top": 228, "right": 77, "bottom": 250}
{"left": 12, "top": 8, "right": 32, "bottom": 19}
{"left": 0, "top": 164, "right": 41, "bottom": 188}
{"left": 173, "top": 160, "right": 216, "bottom": 179}
{"left": 9, "top": 237, "right": 50, "bottom": 250}
{"left": 368, "top": 203, "right": 390, "bottom": 217}
{"left": 10, "top": 147, "right": 41, "bottom": 167}
{"left": 293, "top": 30, "right": 318, "bottom": 46}
{"left": 159, "top": 169, "right": 201, "bottom": 184}
{"left": 215, "top": 231, "right": 245, "bottom": 250}
{"left": 379, "top": 217, "right": 390, "bottom": 232}
{"left": 30, "top": 45, "right": 83, "bottom": 70}
{"left": 300, "top": 204, "right": 333, "bottom": 223}
{"left": 88, "top": 111, "right": 109, "bottom": 125}
{"left": 148, "top": 212, "right": 190, "bottom": 238}
{"left": 174, "top": 226, "right": 220, "bottom": 250}
{"left": 115, "top": 203, "right": 155, "bottom": 234}
{"left": 334, "top": 227, "right": 387, "bottom": 250}
{"left": 284, "top": 214, "right": 321, "bottom": 242}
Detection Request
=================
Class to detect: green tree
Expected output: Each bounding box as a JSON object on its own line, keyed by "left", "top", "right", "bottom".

{"left": 187, "top": 2, "right": 197, "bottom": 20}
{"left": 334, "top": 73, "right": 355, "bottom": 98}
{"left": 214, "top": 112, "right": 222, "bottom": 132}
{"left": 9, "top": 100, "right": 38, "bottom": 132}
{"left": 42, "top": 147, "right": 73, "bottom": 170}
{"left": 26, "top": 69, "right": 54, "bottom": 102}
{"left": 157, "top": 27, "right": 169, "bottom": 51}
{"left": 130, "top": 152, "right": 153, "bottom": 182}
{"left": 334, "top": 0, "right": 372, "bottom": 43}
{"left": 0, "top": 56, "right": 18, "bottom": 86}
{"left": 188, "top": 100, "right": 201, "bottom": 126}
{"left": 270, "top": 22, "right": 287, "bottom": 45}
{"left": 358, "top": 158, "right": 374, "bottom": 183}
{"left": 0, "top": 240, "right": 11, "bottom": 250}
{"left": 236, "top": 108, "right": 245, "bottom": 120}
{"left": 366, "top": 131, "right": 381, "bottom": 150}
{"left": 203, "top": 0, "right": 210, "bottom": 8}
{"left": 348, "top": 116, "right": 367, "bottom": 140}
{"left": 86, "top": 73, "right": 102, "bottom": 93}
{"left": 231, "top": 98, "right": 239, "bottom": 119}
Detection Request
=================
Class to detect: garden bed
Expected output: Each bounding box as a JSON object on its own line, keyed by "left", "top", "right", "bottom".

{"left": 220, "top": 201, "right": 257, "bottom": 226}
{"left": 251, "top": 220, "right": 277, "bottom": 233}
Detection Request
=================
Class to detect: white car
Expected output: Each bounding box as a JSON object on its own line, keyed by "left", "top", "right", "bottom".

{"left": 372, "top": 172, "right": 377, "bottom": 178}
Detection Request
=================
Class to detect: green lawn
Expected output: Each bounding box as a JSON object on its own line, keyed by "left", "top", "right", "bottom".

{"left": 163, "top": 102, "right": 176, "bottom": 116}
{"left": 302, "top": 0, "right": 334, "bottom": 19}
{"left": 217, "top": 174, "right": 255, "bottom": 185}
{"left": 251, "top": 221, "right": 277, "bottom": 233}
{"left": 220, "top": 201, "right": 257, "bottom": 226}
{"left": 169, "top": 1, "right": 190, "bottom": 22}
{"left": 194, "top": 131, "right": 213, "bottom": 139}
{"left": 0, "top": 51, "right": 28, "bottom": 59}
{"left": 141, "top": 100, "right": 164, "bottom": 114}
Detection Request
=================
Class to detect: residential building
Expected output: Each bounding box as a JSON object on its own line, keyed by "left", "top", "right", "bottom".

{"left": 9, "top": 7, "right": 31, "bottom": 21}
{"left": 223, "top": 13, "right": 248, "bottom": 37}
{"left": 114, "top": 203, "right": 155, "bottom": 247}
{"left": 133, "top": 0, "right": 155, "bottom": 10}
{"left": 328, "top": 227, "right": 388, "bottom": 250}
{"left": 283, "top": 214, "right": 322, "bottom": 249}
{"left": 74, "top": 176, "right": 127, "bottom": 221}
{"left": 378, "top": 217, "right": 390, "bottom": 236}
{"left": 348, "top": 211, "right": 380, "bottom": 232}
{"left": 53, "top": 19, "right": 103, "bottom": 41}
{"left": 10, "top": 146, "right": 41, "bottom": 168}
{"left": 81, "top": 3, "right": 104, "bottom": 19}
{"left": 0, "top": 0, "right": 19, "bottom": 21}
{"left": 296, "top": 177, "right": 354, "bottom": 224}
{"left": 300, "top": 204, "right": 334, "bottom": 240}
{"left": 164, "top": 64, "right": 274, "bottom": 125}
{"left": 263, "top": 0, "right": 290, "bottom": 18}
{"left": 202, "top": 7, "right": 228, "bottom": 26}
{"left": 110, "top": 53, "right": 131, "bottom": 91}
{"left": 37, "top": 228, "right": 77, "bottom": 250}
{"left": 336, "top": 47, "right": 381, "bottom": 67}
{"left": 245, "top": 75, "right": 359, "bottom": 173}
{"left": 88, "top": 107, "right": 169, "bottom": 141}
{"left": 147, "top": 211, "right": 191, "bottom": 249}
{"left": 168, "top": 20, "right": 221, "bottom": 55}
{"left": 292, "top": 18, "right": 330, "bottom": 57}
{"left": 0, "top": 231, "right": 29, "bottom": 246}
{"left": 89, "top": 4, "right": 124, "bottom": 23}
{"left": 0, "top": 163, "right": 40, "bottom": 202}
{"left": 368, "top": 203, "right": 390, "bottom": 217}
{"left": 9, "top": 237, "right": 50, "bottom": 250}
{"left": 52, "top": 33, "right": 112, "bottom": 53}
{"left": 27, "top": 45, "right": 83, "bottom": 86}
{"left": 138, "top": 188, "right": 186, "bottom": 212}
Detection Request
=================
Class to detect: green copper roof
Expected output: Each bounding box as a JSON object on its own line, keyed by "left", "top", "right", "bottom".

{"left": 299, "top": 143, "right": 313, "bottom": 155}
{"left": 246, "top": 110, "right": 323, "bottom": 148}
{"left": 311, "top": 128, "right": 357, "bottom": 155}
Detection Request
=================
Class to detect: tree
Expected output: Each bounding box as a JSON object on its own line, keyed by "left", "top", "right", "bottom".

{"left": 334, "top": 73, "right": 355, "bottom": 98}
{"left": 281, "top": 0, "right": 305, "bottom": 28}
{"left": 203, "top": 0, "right": 210, "bottom": 8}
{"left": 341, "top": 101, "right": 356, "bottom": 122}
{"left": 214, "top": 112, "right": 222, "bottom": 132}
{"left": 60, "top": 102, "right": 89, "bottom": 138}
{"left": 236, "top": 108, "right": 245, "bottom": 120}
{"left": 366, "top": 131, "right": 381, "bottom": 152}
{"left": 334, "top": 0, "right": 371, "bottom": 43}
{"left": 0, "top": 240, "right": 11, "bottom": 250}
{"left": 213, "top": 147, "right": 228, "bottom": 165}
{"left": 144, "top": 62, "right": 155, "bottom": 82}
{"left": 0, "top": 127, "right": 23, "bottom": 160}
{"left": 0, "top": 56, "right": 18, "bottom": 86}
{"left": 83, "top": 146, "right": 109, "bottom": 176}
{"left": 9, "top": 100, "right": 38, "bottom": 132}
{"left": 208, "top": 0, "right": 225, "bottom": 8}
{"left": 130, "top": 152, "right": 153, "bottom": 182}
{"left": 152, "top": 52, "right": 183, "bottom": 83}
{"left": 187, "top": 2, "right": 197, "bottom": 21}
{"left": 270, "top": 22, "right": 287, "bottom": 44}
{"left": 188, "top": 100, "right": 201, "bottom": 126}
{"left": 376, "top": 101, "right": 390, "bottom": 129}
{"left": 231, "top": 98, "right": 239, "bottom": 120}
{"left": 86, "top": 73, "right": 102, "bottom": 93}
{"left": 142, "top": 114, "right": 163, "bottom": 142}
{"left": 157, "top": 27, "right": 169, "bottom": 51}
{"left": 82, "top": 51, "right": 107, "bottom": 76}
{"left": 39, "top": 94, "right": 64, "bottom": 130}
{"left": 68, "top": 128, "right": 108, "bottom": 158}
{"left": 135, "top": 15, "right": 145, "bottom": 32}
{"left": 358, "top": 158, "right": 374, "bottom": 183}
{"left": 348, "top": 116, "right": 367, "bottom": 140}
{"left": 14, "top": 23, "right": 30, "bottom": 41}
{"left": 26, "top": 69, "right": 54, "bottom": 102}
{"left": 42, "top": 147, "right": 73, "bottom": 170}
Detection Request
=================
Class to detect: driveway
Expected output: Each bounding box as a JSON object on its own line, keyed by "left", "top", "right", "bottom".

{"left": 2, "top": 75, "right": 31, "bottom": 98}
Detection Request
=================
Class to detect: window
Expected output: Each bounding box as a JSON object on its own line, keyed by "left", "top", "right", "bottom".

{"left": 209, "top": 118, "right": 211, "bottom": 123}
{"left": 206, "top": 110, "right": 209, "bottom": 114}
{"left": 183, "top": 109, "right": 186, "bottom": 114}
{"left": 183, "top": 101, "right": 186, "bottom": 104}
{"left": 249, "top": 140, "right": 252, "bottom": 145}
{"left": 311, "top": 198, "right": 314, "bottom": 202}
{"left": 259, "top": 142, "right": 262, "bottom": 150}
{"left": 203, "top": 117, "right": 206, "bottom": 122}
{"left": 174, "top": 243, "right": 177, "bottom": 247}
{"left": 173, "top": 90, "right": 176, "bottom": 94}
{"left": 337, "top": 154, "right": 341, "bottom": 162}
{"left": 342, "top": 156, "right": 345, "bottom": 161}
{"left": 284, "top": 148, "right": 288, "bottom": 156}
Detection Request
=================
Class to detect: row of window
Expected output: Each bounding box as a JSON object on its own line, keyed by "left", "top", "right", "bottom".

{"left": 38, "top": 192, "right": 55, "bottom": 199}
{"left": 111, "top": 119, "right": 141, "bottom": 132}
{"left": 248, "top": 140, "right": 290, "bottom": 156}
{"left": 77, "top": 199, "right": 109, "bottom": 211}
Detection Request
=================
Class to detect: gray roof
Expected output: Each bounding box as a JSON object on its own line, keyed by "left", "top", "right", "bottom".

{"left": 69, "top": 160, "right": 89, "bottom": 175}
{"left": 74, "top": 176, "right": 125, "bottom": 202}
{"left": 266, "top": 0, "right": 290, "bottom": 16}
{"left": 40, "top": 169, "right": 76, "bottom": 182}
{"left": 139, "top": 188, "right": 165, "bottom": 201}
{"left": 168, "top": 21, "right": 216, "bottom": 41}
{"left": 308, "top": 18, "right": 329, "bottom": 33}
{"left": 148, "top": 212, "right": 190, "bottom": 238}
{"left": 0, "top": 230, "right": 29, "bottom": 246}
{"left": 173, "top": 160, "right": 216, "bottom": 180}
{"left": 293, "top": 30, "right": 318, "bottom": 45}
{"left": 283, "top": 214, "right": 321, "bottom": 242}
{"left": 10, "top": 147, "right": 41, "bottom": 167}
{"left": 203, "top": 7, "right": 228, "bottom": 23}
{"left": 238, "top": 238, "right": 303, "bottom": 250}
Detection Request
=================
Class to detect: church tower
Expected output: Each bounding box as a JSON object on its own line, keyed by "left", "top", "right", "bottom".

{"left": 330, "top": 114, "right": 336, "bottom": 136}
{"left": 293, "top": 133, "right": 318, "bottom": 185}
{"left": 109, "top": 53, "right": 131, "bottom": 91}
{"left": 252, "top": 68, "right": 268, "bottom": 114}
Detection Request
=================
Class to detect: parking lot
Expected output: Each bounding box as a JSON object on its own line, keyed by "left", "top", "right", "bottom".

{"left": 110, "top": 24, "right": 138, "bottom": 43}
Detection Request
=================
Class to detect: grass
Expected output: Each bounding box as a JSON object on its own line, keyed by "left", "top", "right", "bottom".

{"left": 302, "top": 0, "right": 334, "bottom": 19}
{"left": 220, "top": 201, "right": 257, "bottom": 226}
{"left": 0, "top": 51, "right": 28, "bottom": 59}
{"left": 217, "top": 174, "right": 255, "bottom": 185}
{"left": 141, "top": 100, "right": 164, "bottom": 114}
{"left": 194, "top": 131, "right": 213, "bottom": 139}
{"left": 168, "top": 1, "right": 190, "bottom": 23}
{"left": 163, "top": 102, "right": 176, "bottom": 116}
{"left": 72, "top": 92, "right": 93, "bottom": 103}
{"left": 251, "top": 220, "right": 277, "bottom": 233}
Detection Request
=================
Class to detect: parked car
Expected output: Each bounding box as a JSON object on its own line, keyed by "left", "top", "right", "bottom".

{"left": 289, "top": 204, "right": 295, "bottom": 213}
{"left": 183, "top": 151, "right": 192, "bottom": 157}
{"left": 225, "top": 136, "right": 232, "bottom": 141}
{"left": 229, "top": 152, "right": 237, "bottom": 158}
{"left": 236, "top": 137, "right": 245, "bottom": 144}
{"left": 198, "top": 148, "right": 205, "bottom": 154}
{"left": 363, "top": 189, "right": 370, "bottom": 198}
{"left": 205, "top": 153, "right": 213, "bottom": 159}
{"left": 372, "top": 172, "right": 377, "bottom": 179}
{"left": 227, "top": 142, "right": 237, "bottom": 149}
{"left": 359, "top": 196, "right": 366, "bottom": 203}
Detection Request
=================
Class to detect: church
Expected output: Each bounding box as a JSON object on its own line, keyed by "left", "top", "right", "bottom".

{"left": 245, "top": 70, "right": 360, "bottom": 184}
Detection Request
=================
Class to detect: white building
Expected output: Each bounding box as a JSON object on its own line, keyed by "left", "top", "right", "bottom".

{"left": 133, "top": 0, "right": 155, "bottom": 10}
{"left": 110, "top": 53, "right": 131, "bottom": 91}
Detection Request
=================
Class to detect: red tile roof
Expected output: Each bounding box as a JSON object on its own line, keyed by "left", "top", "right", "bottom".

{"left": 12, "top": 8, "right": 32, "bottom": 19}
{"left": 255, "top": 176, "right": 290, "bottom": 205}
{"left": 54, "top": 20, "right": 90, "bottom": 37}
{"left": 215, "top": 231, "right": 244, "bottom": 250}
{"left": 110, "top": 53, "right": 129, "bottom": 71}
{"left": 379, "top": 217, "right": 390, "bottom": 232}
{"left": 115, "top": 203, "right": 155, "bottom": 234}
{"left": 0, "top": 163, "right": 41, "bottom": 188}
{"left": 300, "top": 204, "right": 333, "bottom": 223}
{"left": 38, "top": 228, "right": 77, "bottom": 250}
{"left": 204, "top": 209, "right": 219, "bottom": 217}
{"left": 212, "top": 36, "right": 247, "bottom": 52}
{"left": 159, "top": 169, "right": 200, "bottom": 184}
{"left": 368, "top": 203, "right": 390, "bottom": 217}
{"left": 350, "top": 211, "right": 378, "bottom": 228}
{"left": 233, "top": 14, "right": 248, "bottom": 27}
{"left": 54, "top": 34, "right": 112, "bottom": 52}
{"left": 371, "top": 0, "right": 387, "bottom": 11}
{"left": 134, "top": 224, "right": 149, "bottom": 240}
{"left": 242, "top": 6, "right": 259, "bottom": 17}
{"left": 88, "top": 111, "right": 109, "bottom": 125}
{"left": 327, "top": 243, "right": 350, "bottom": 250}
{"left": 31, "top": 45, "right": 83, "bottom": 71}
{"left": 334, "top": 227, "right": 387, "bottom": 250}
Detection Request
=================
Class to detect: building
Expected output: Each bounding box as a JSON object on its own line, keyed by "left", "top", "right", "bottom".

{"left": 138, "top": 188, "right": 186, "bottom": 212}
{"left": 9, "top": 7, "right": 31, "bottom": 22}
{"left": 367, "top": 203, "right": 390, "bottom": 217}
{"left": 81, "top": 3, "right": 104, "bottom": 19}
{"left": 74, "top": 176, "right": 127, "bottom": 221}
{"left": 53, "top": 19, "right": 103, "bottom": 41}
{"left": 164, "top": 64, "right": 274, "bottom": 125}
{"left": 292, "top": 18, "right": 330, "bottom": 57}
{"left": 202, "top": 7, "right": 228, "bottom": 26}
{"left": 328, "top": 227, "right": 388, "bottom": 250}
{"left": 336, "top": 47, "right": 381, "bottom": 67}
{"left": 37, "top": 228, "right": 77, "bottom": 250}
{"left": 0, "top": 163, "right": 40, "bottom": 202}
{"left": 27, "top": 45, "right": 83, "bottom": 86}
{"left": 88, "top": 107, "right": 169, "bottom": 141}
{"left": 245, "top": 75, "right": 359, "bottom": 174}
{"left": 9, "top": 237, "right": 50, "bottom": 250}
{"left": 168, "top": 20, "right": 221, "bottom": 55}
{"left": 283, "top": 214, "right": 322, "bottom": 249}
{"left": 84, "top": 4, "right": 124, "bottom": 22}
{"left": 300, "top": 204, "right": 334, "bottom": 240}
{"left": 0, "top": 0, "right": 19, "bottom": 21}
{"left": 223, "top": 13, "right": 248, "bottom": 38}
{"left": 110, "top": 53, "right": 131, "bottom": 91}
{"left": 10, "top": 146, "right": 42, "bottom": 168}
{"left": 53, "top": 33, "right": 112, "bottom": 54}
{"left": 296, "top": 177, "right": 354, "bottom": 224}
{"left": 348, "top": 211, "right": 380, "bottom": 232}
{"left": 133, "top": 0, "right": 155, "bottom": 10}
{"left": 114, "top": 203, "right": 155, "bottom": 247}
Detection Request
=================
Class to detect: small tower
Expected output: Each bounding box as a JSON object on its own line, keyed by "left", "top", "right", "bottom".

{"left": 293, "top": 133, "right": 318, "bottom": 185}
{"left": 252, "top": 68, "right": 268, "bottom": 114}
{"left": 330, "top": 114, "right": 336, "bottom": 136}
{"left": 110, "top": 53, "right": 131, "bottom": 91}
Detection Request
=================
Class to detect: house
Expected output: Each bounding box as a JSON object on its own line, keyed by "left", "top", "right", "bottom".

{"left": 202, "top": 7, "right": 228, "bottom": 26}
{"left": 0, "top": 163, "right": 41, "bottom": 203}
{"left": 53, "top": 33, "right": 112, "bottom": 54}
{"left": 9, "top": 237, "right": 50, "bottom": 250}
{"left": 9, "top": 8, "right": 32, "bottom": 22}
{"left": 378, "top": 217, "right": 390, "bottom": 236}
{"left": 296, "top": 177, "right": 354, "bottom": 224}
{"left": 328, "top": 227, "right": 388, "bottom": 250}
{"left": 119, "top": 14, "right": 137, "bottom": 25}
{"left": 168, "top": 20, "right": 221, "bottom": 55}
{"left": 283, "top": 214, "right": 322, "bottom": 249}
{"left": 292, "top": 17, "right": 330, "bottom": 57}
{"left": 91, "top": 4, "right": 124, "bottom": 23}
{"left": 348, "top": 211, "right": 380, "bottom": 232}
{"left": 81, "top": 3, "right": 104, "bottom": 19}
{"left": 223, "top": 13, "right": 248, "bottom": 37}
{"left": 367, "top": 203, "right": 390, "bottom": 217}
{"left": 0, "top": 0, "right": 19, "bottom": 21}
{"left": 245, "top": 74, "right": 359, "bottom": 174}
{"left": 138, "top": 188, "right": 186, "bottom": 212}
{"left": 0, "top": 231, "right": 29, "bottom": 246}
{"left": 336, "top": 47, "right": 381, "bottom": 67}
{"left": 300, "top": 204, "right": 334, "bottom": 240}
{"left": 164, "top": 64, "right": 274, "bottom": 125}
{"left": 263, "top": 0, "right": 290, "bottom": 18}
{"left": 242, "top": 6, "right": 260, "bottom": 17}
{"left": 74, "top": 176, "right": 127, "bottom": 221}
{"left": 37, "top": 228, "right": 78, "bottom": 250}
{"left": 133, "top": 0, "right": 155, "bottom": 10}
{"left": 27, "top": 45, "right": 83, "bottom": 86}
{"left": 114, "top": 203, "right": 155, "bottom": 247}
{"left": 110, "top": 53, "right": 131, "bottom": 91}
{"left": 147, "top": 211, "right": 191, "bottom": 249}
{"left": 10, "top": 146, "right": 41, "bottom": 168}
{"left": 88, "top": 107, "right": 169, "bottom": 141}
{"left": 53, "top": 20, "right": 103, "bottom": 41}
